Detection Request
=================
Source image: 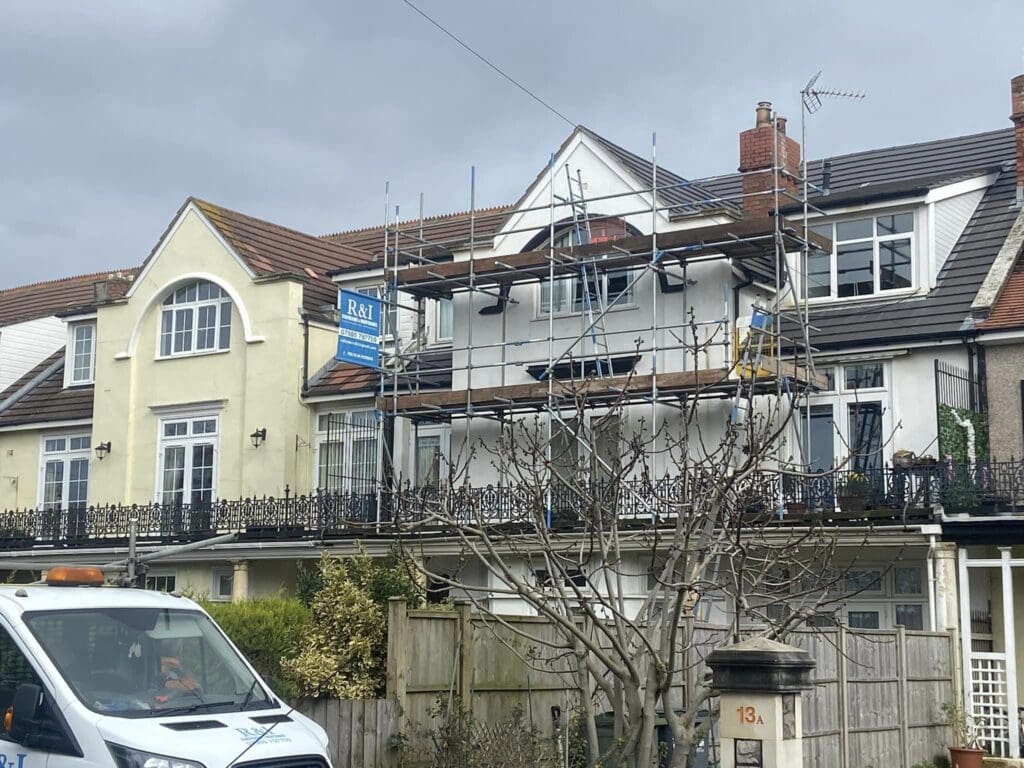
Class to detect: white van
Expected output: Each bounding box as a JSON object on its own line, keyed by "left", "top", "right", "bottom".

{"left": 0, "top": 567, "right": 331, "bottom": 768}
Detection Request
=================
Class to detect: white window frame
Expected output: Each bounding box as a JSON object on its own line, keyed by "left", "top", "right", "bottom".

{"left": 313, "top": 409, "right": 380, "bottom": 493}
{"left": 414, "top": 425, "right": 451, "bottom": 487}
{"left": 431, "top": 297, "right": 454, "bottom": 344}
{"left": 537, "top": 268, "right": 636, "bottom": 318}
{"left": 157, "top": 280, "right": 232, "bottom": 359}
{"left": 144, "top": 569, "right": 178, "bottom": 593}
{"left": 155, "top": 411, "right": 220, "bottom": 506}
{"left": 64, "top": 321, "right": 96, "bottom": 387}
{"left": 211, "top": 566, "right": 234, "bottom": 602}
{"left": 802, "top": 360, "right": 891, "bottom": 471}
{"left": 806, "top": 210, "right": 916, "bottom": 303}
{"left": 37, "top": 434, "right": 91, "bottom": 511}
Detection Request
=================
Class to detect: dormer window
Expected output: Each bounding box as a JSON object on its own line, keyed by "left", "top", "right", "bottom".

{"left": 808, "top": 212, "right": 914, "bottom": 299}
{"left": 66, "top": 322, "right": 96, "bottom": 386}
{"left": 159, "top": 281, "right": 232, "bottom": 357}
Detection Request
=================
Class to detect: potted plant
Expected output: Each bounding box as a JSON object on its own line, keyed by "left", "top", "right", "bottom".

{"left": 836, "top": 472, "right": 872, "bottom": 512}
{"left": 941, "top": 701, "right": 986, "bottom": 768}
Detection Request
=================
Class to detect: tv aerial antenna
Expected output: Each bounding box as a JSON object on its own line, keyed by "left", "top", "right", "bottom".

{"left": 801, "top": 71, "right": 865, "bottom": 114}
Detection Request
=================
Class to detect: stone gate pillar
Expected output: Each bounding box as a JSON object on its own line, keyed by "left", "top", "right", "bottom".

{"left": 707, "top": 637, "right": 815, "bottom": 768}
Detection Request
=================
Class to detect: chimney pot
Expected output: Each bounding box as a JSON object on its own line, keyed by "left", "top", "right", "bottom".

{"left": 755, "top": 101, "right": 773, "bottom": 128}
{"left": 775, "top": 116, "right": 787, "bottom": 135}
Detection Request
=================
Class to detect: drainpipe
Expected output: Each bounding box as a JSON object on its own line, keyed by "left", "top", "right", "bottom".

{"left": 302, "top": 310, "right": 310, "bottom": 394}
{"left": 927, "top": 535, "right": 937, "bottom": 632}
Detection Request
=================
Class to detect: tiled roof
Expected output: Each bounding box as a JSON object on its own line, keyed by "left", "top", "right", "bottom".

{"left": 0, "top": 269, "right": 136, "bottom": 327}
{"left": 323, "top": 205, "right": 515, "bottom": 274}
{"left": 305, "top": 350, "right": 452, "bottom": 398}
{"left": 578, "top": 126, "right": 741, "bottom": 219}
{"left": 185, "top": 198, "right": 374, "bottom": 315}
{"left": 0, "top": 350, "right": 93, "bottom": 428}
{"left": 981, "top": 261, "right": 1024, "bottom": 330}
{"left": 771, "top": 129, "right": 1019, "bottom": 349}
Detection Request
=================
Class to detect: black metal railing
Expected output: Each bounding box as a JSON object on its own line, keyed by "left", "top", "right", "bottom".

{"left": 2, "top": 461, "right": 1023, "bottom": 550}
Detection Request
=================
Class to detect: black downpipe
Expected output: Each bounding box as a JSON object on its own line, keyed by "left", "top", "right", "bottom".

{"left": 733, "top": 270, "right": 756, "bottom": 327}
{"left": 301, "top": 311, "right": 310, "bottom": 394}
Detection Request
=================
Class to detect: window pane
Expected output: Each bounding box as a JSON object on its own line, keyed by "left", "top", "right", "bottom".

{"left": 44, "top": 438, "right": 66, "bottom": 453}
{"left": 894, "top": 567, "right": 923, "bottom": 595}
{"left": 197, "top": 282, "right": 211, "bottom": 301}
{"left": 879, "top": 239, "right": 912, "bottom": 290}
{"left": 161, "top": 446, "right": 186, "bottom": 507}
{"left": 437, "top": 298, "right": 453, "bottom": 340}
{"left": 217, "top": 571, "right": 234, "bottom": 599}
{"left": 43, "top": 460, "right": 64, "bottom": 511}
{"left": 836, "top": 242, "right": 874, "bottom": 297}
{"left": 802, "top": 404, "right": 835, "bottom": 473}
{"left": 847, "top": 610, "right": 880, "bottom": 629}
{"left": 895, "top": 604, "right": 924, "bottom": 630}
{"left": 844, "top": 363, "right": 884, "bottom": 389}
{"left": 164, "top": 421, "right": 187, "bottom": 437}
{"left": 191, "top": 444, "right": 215, "bottom": 506}
{"left": 807, "top": 250, "right": 831, "bottom": 298}
{"left": 160, "top": 310, "right": 173, "bottom": 356}
{"left": 218, "top": 301, "right": 232, "bottom": 349}
{"left": 173, "top": 308, "right": 193, "bottom": 353}
{"left": 196, "top": 305, "right": 217, "bottom": 350}
{"left": 606, "top": 269, "right": 632, "bottom": 306}
{"left": 352, "top": 438, "right": 377, "bottom": 495}
{"left": 72, "top": 325, "right": 94, "bottom": 382}
{"left": 318, "top": 441, "right": 344, "bottom": 492}
{"left": 836, "top": 218, "right": 873, "bottom": 241}
{"left": 0, "top": 628, "right": 42, "bottom": 712}
{"left": 848, "top": 402, "right": 883, "bottom": 473}
{"left": 68, "top": 458, "right": 89, "bottom": 511}
{"left": 878, "top": 213, "right": 913, "bottom": 235}
{"left": 846, "top": 570, "right": 882, "bottom": 593}
{"left": 415, "top": 435, "right": 441, "bottom": 488}
{"left": 69, "top": 436, "right": 89, "bottom": 451}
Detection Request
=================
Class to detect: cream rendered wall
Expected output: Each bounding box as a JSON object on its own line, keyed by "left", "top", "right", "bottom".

{"left": 0, "top": 316, "right": 66, "bottom": 391}
{"left": 0, "top": 427, "right": 92, "bottom": 510}
{"left": 889, "top": 345, "right": 969, "bottom": 458}
{"left": 89, "top": 208, "right": 311, "bottom": 505}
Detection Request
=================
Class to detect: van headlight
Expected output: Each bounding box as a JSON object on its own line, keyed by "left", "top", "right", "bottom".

{"left": 108, "top": 743, "right": 206, "bottom": 768}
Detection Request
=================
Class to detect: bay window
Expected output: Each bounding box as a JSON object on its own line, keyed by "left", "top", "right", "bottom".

{"left": 808, "top": 212, "right": 914, "bottom": 300}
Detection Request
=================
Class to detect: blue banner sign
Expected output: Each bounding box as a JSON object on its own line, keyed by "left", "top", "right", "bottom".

{"left": 336, "top": 289, "right": 381, "bottom": 368}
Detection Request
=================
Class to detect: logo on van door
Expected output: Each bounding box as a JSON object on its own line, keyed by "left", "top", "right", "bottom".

{"left": 235, "top": 726, "right": 290, "bottom": 745}
{"left": 0, "top": 753, "right": 28, "bottom": 768}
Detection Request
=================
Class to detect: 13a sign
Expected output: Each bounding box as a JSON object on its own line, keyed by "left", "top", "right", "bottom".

{"left": 336, "top": 289, "right": 382, "bottom": 368}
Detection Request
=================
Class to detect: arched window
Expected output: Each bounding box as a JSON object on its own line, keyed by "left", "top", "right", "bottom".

{"left": 536, "top": 217, "right": 636, "bottom": 316}
{"left": 159, "top": 280, "right": 232, "bottom": 357}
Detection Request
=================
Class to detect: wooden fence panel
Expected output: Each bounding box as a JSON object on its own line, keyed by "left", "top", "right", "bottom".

{"left": 293, "top": 698, "right": 399, "bottom": 768}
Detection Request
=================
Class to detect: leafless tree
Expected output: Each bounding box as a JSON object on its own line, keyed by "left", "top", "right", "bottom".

{"left": 392, "top": 330, "right": 884, "bottom": 768}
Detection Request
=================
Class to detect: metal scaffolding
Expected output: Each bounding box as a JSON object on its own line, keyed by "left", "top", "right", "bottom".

{"left": 362, "top": 112, "right": 827, "bottom": 498}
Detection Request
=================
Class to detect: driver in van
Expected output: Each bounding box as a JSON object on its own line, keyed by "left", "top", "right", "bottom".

{"left": 160, "top": 656, "right": 200, "bottom": 692}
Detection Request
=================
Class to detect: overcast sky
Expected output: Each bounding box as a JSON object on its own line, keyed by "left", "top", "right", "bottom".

{"left": 2, "top": 0, "right": 1022, "bottom": 288}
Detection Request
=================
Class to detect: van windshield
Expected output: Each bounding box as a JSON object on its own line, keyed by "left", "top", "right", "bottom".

{"left": 23, "top": 607, "right": 274, "bottom": 718}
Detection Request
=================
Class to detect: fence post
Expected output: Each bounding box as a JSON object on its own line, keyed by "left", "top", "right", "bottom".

{"left": 896, "top": 625, "right": 911, "bottom": 768}
{"left": 837, "top": 627, "right": 849, "bottom": 768}
{"left": 455, "top": 601, "right": 474, "bottom": 705}
{"left": 387, "top": 597, "right": 409, "bottom": 715}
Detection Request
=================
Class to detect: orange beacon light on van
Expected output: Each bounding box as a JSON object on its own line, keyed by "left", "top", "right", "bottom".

{"left": 44, "top": 567, "right": 105, "bottom": 587}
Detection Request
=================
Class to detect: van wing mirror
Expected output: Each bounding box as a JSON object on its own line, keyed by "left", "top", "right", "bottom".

{"left": 6, "top": 683, "right": 41, "bottom": 743}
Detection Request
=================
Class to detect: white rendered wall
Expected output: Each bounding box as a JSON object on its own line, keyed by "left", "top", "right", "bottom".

{"left": 0, "top": 316, "right": 66, "bottom": 391}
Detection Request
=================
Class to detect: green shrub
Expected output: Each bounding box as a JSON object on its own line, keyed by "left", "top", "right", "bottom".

{"left": 201, "top": 596, "right": 310, "bottom": 698}
{"left": 282, "top": 550, "right": 421, "bottom": 699}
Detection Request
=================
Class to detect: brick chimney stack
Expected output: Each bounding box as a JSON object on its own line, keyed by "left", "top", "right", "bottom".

{"left": 1011, "top": 74, "right": 1024, "bottom": 206}
{"left": 738, "top": 101, "right": 802, "bottom": 218}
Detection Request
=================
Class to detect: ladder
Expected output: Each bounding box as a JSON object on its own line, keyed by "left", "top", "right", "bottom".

{"left": 564, "top": 166, "right": 614, "bottom": 377}
{"left": 730, "top": 305, "right": 773, "bottom": 425}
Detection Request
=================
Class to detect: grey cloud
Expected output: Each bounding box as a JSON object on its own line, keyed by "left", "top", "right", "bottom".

{"left": 2, "top": 0, "right": 1023, "bottom": 287}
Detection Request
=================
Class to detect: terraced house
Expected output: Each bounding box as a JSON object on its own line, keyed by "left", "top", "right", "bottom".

{"left": 5, "top": 68, "right": 1024, "bottom": 755}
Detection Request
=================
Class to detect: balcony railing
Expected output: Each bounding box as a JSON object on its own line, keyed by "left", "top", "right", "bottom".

{"left": 0, "top": 462, "right": 1019, "bottom": 551}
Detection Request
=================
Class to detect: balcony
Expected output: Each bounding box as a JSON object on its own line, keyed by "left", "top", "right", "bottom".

{"left": 0, "top": 463, "right": 1016, "bottom": 552}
